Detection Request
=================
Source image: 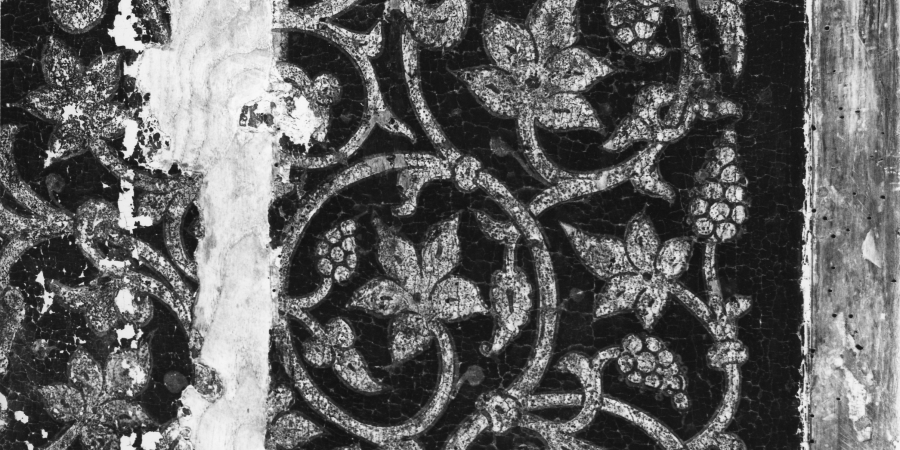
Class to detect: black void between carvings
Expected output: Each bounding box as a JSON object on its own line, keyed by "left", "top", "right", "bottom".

{"left": 269, "top": 0, "right": 805, "bottom": 449}
{"left": 2, "top": 0, "right": 805, "bottom": 449}
{"left": 2, "top": 1, "right": 207, "bottom": 449}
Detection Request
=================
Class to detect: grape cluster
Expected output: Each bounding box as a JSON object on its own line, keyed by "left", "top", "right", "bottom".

{"left": 616, "top": 334, "right": 690, "bottom": 410}
{"left": 605, "top": 0, "right": 671, "bottom": 60}
{"left": 688, "top": 131, "right": 749, "bottom": 242}
{"left": 315, "top": 220, "right": 358, "bottom": 284}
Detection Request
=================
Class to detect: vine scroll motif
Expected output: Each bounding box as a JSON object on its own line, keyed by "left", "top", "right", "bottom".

{"left": 268, "top": 0, "right": 752, "bottom": 449}
{"left": 1, "top": 2, "right": 220, "bottom": 448}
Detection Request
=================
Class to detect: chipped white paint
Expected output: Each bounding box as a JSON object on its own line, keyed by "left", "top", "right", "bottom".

{"left": 116, "top": 323, "right": 136, "bottom": 341}
{"left": 109, "top": 0, "right": 146, "bottom": 52}
{"left": 115, "top": 287, "right": 136, "bottom": 315}
{"left": 141, "top": 431, "right": 163, "bottom": 449}
{"left": 35, "top": 271, "right": 54, "bottom": 315}
{"left": 132, "top": 0, "right": 278, "bottom": 447}
{"left": 120, "top": 432, "right": 138, "bottom": 450}
{"left": 244, "top": 86, "right": 325, "bottom": 147}
{"left": 122, "top": 118, "right": 139, "bottom": 159}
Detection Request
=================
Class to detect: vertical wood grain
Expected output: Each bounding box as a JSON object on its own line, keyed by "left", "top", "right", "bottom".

{"left": 808, "top": 0, "right": 900, "bottom": 447}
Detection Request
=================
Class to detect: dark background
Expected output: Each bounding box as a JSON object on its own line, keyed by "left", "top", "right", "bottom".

{"left": 273, "top": 0, "right": 806, "bottom": 449}
{"left": 1, "top": 1, "right": 191, "bottom": 449}
{"left": 1, "top": 0, "right": 805, "bottom": 448}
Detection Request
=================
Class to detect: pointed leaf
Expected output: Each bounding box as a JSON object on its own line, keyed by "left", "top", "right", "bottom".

{"left": 46, "top": 121, "right": 90, "bottom": 166}
{"left": 390, "top": 313, "right": 434, "bottom": 364}
{"left": 546, "top": 47, "right": 614, "bottom": 93}
{"left": 269, "top": 411, "right": 323, "bottom": 449}
{"left": 636, "top": 283, "right": 669, "bottom": 329}
{"left": 625, "top": 213, "right": 660, "bottom": 273}
{"left": 656, "top": 238, "right": 692, "bottom": 279}
{"left": 421, "top": 215, "right": 461, "bottom": 286}
{"left": 375, "top": 220, "right": 420, "bottom": 290}
{"left": 595, "top": 274, "right": 644, "bottom": 319}
{"left": 456, "top": 67, "right": 523, "bottom": 119}
{"left": 426, "top": 276, "right": 487, "bottom": 322}
{"left": 697, "top": 0, "right": 747, "bottom": 77}
{"left": 67, "top": 348, "right": 103, "bottom": 395}
{"left": 22, "top": 86, "right": 71, "bottom": 123}
{"left": 333, "top": 348, "right": 385, "bottom": 393}
{"left": 324, "top": 317, "right": 355, "bottom": 348}
{"left": 483, "top": 12, "right": 537, "bottom": 72}
{"left": 351, "top": 278, "right": 414, "bottom": 317}
{"left": 536, "top": 93, "right": 601, "bottom": 132}
{"left": 561, "top": 223, "right": 632, "bottom": 280}
{"left": 484, "top": 268, "right": 532, "bottom": 355}
{"left": 603, "top": 114, "right": 653, "bottom": 152}
{"left": 42, "top": 37, "right": 84, "bottom": 87}
{"left": 602, "top": 84, "right": 685, "bottom": 152}
{"left": 527, "top": 0, "right": 579, "bottom": 60}
{"left": 21, "top": 86, "right": 68, "bottom": 122}
{"left": 85, "top": 52, "right": 123, "bottom": 99}
{"left": 631, "top": 157, "right": 676, "bottom": 203}
{"left": 39, "top": 384, "right": 85, "bottom": 422}
{"left": 474, "top": 210, "right": 520, "bottom": 243}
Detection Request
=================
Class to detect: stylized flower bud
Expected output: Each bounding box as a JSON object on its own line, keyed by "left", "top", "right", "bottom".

{"left": 605, "top": 0, "right": 672, "bottom": 60}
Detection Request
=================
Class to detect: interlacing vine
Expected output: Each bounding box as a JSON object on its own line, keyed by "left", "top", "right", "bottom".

{"left": 265, "top": 0, "right": 753, "bottom": 448}
{"left": 0, "top": 6, "right": 220, "bottom": 449}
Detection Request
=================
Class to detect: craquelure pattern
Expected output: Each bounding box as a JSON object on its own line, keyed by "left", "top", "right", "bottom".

{"left": 265, "top": 0, "right": 804, "bottom": 449}
{"left": 2, "top": 1, "right": 221, "bottom": 448}
{"left": 1, "top": 0, "right": 806, "bottom": 447}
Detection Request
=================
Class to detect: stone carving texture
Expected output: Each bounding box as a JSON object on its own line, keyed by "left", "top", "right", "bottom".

{"left": 1, "top": 1, "right": 220, "bottom": 449}
{"left": 266, "top": 0, "right": 804, "bottom": 449}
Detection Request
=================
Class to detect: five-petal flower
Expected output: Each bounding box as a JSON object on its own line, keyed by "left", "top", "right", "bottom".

{"left": 40, "top": 346, "right": 155, "bottom": 448}
{"left": 562, "top": 213, "right": 692, "bottom": 328}
{"left": 20, "top": 37, "right": 128, "bottom": 166}
{"left": 456, "top": 0, "right": 614, "bottom": 132}
{"left": 351, "top": 215, "right": 486, "bottom": 363}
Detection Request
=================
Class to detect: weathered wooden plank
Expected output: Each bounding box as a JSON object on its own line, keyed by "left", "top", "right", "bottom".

{"left": 808, "top": 0, "right": 900, "bottom": 447}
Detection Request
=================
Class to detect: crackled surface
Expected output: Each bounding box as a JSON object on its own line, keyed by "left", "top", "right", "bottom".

{"left": 1, "top": 1, "right": 226, "bottom": 449}
{"left": 264, "top": 0, "right": 805, "bottom": 449}
{"left": 3, "top": 0, "right": 811, "bottom": 449}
